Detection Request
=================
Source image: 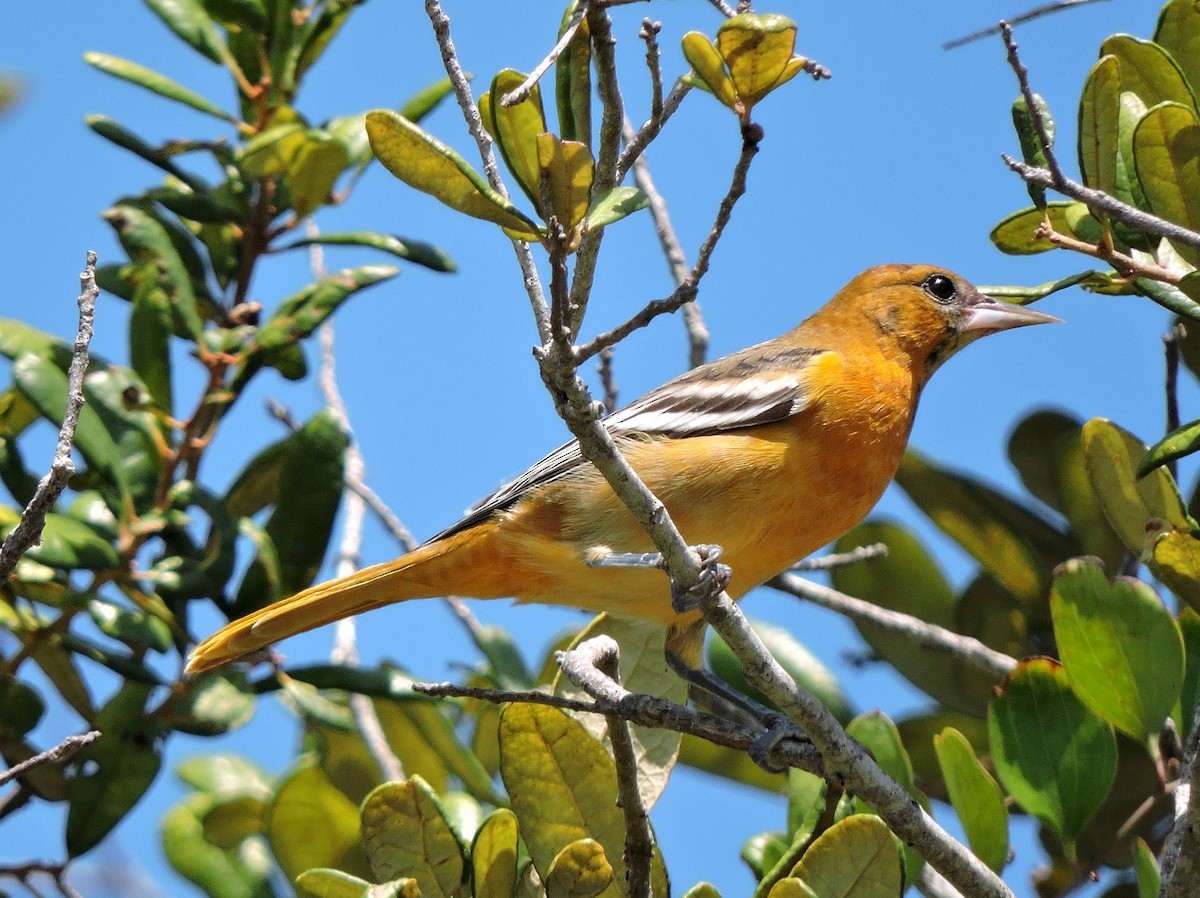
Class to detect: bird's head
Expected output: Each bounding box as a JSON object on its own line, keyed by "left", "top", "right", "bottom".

{"left": 830, "top": 263, "right": 1061, "bottom": 379}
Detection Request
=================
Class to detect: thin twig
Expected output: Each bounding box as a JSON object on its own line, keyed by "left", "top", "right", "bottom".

{"left": 1001, "top": 22, "right": 1063, "bottom": 186}
{"left": 618, "top": 79, "right": 691, "bottom": 180}
{"left": 578, "top": 131, "right": 760, "bottom": 364}
{"left": 770, "top": 572, "right": 1018, "bottom": 682}
{"left": 943, "top": 0, "right": 1109, "bottom": 51}
{"left": 640, "top": 19, "right": 664, "bottom": 124}
{"left": 0, "top": 253, "right": 98, "bottom": 581}
{"left": 790, "top": 543, "right": 888, "bottom": 572}
{"left": 705, "top": 0, "right": 736, "bottom": 16}
{"left": 694, "top": 592, "right": 1016, "bottom": 898}
{"left": 622, "top": 117, "right": 709, "bottom": 368}
{"left": 1004, "top": 158, "right": 1200, "bottom": 254}
{"left": 597, "top": 348, "right": 619, "bottom": 414}
{"left": 577, "top": 638, "right": 653, "bottom": 898}
{"left": 424, "top": 0, "right": 552, "bottom": 342}
{"left": 0, "top": 731, "right": 100, "bottom": 787}
{"left": 416, "top": 672, "right": 818, "bottom": 769}
{"left": 501, "top": 1, "right": 589, "bottom": 107}
{"left": 312, "top": 230, "right": 404, "bottom": 785}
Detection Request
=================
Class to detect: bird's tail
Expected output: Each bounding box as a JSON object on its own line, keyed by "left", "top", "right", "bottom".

{"left": 185, "top": 523, "right": 516, "bottom": 674}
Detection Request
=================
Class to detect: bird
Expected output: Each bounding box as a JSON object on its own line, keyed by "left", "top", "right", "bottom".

{"left": 186, "top": 264, "right": 1058, "bottom": 675}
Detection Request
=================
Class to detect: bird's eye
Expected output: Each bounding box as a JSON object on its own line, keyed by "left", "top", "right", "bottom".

{"left": 922, "top": 273, "right": 957, "bottom": 303}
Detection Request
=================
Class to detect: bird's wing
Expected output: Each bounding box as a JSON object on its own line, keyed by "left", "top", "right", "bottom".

{"left": 431, "top": 343, "right": 826, "bottom": 541}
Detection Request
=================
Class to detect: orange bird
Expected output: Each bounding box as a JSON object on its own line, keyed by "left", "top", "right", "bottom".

{"left": 187, "top": 264, "right": 1057, "bottom": 674}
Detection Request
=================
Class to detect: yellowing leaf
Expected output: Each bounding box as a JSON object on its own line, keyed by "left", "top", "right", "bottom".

{"left": 535, "top": 133, "right": 594, "bottom": 232}
{"left": 789, "top": 815, "right": 901, "bottom": 898}
{"left": 716, "top": 13, "right": 798, "bottom": 107}
{"left": 488, "top": 69, "right": 548, "bottom": 212}
{"left": 498, "top": 704, "right": 626, "bottom": 898}
{"left": 545, "top": 839, "right": 614, "bottom": 898}
{"left": 681, "top": 32, "right": 737, "bottom": 108}
{"left": 365, "top": 110, "right": 541, "bottom": 240}
{"left": 360, "top": 777, "right": 466, "bottom": 898}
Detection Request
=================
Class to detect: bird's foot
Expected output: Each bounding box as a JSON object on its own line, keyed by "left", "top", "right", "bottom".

{"left": 670, "top": 544, "right": 731, "bottom": 613}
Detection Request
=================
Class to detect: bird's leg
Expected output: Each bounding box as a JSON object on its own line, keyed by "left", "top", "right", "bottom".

{"left": 665, "top": 649, "right": 809, "bottom": 774}
{"left": 583, "top": 543, "right": 732, "bottom": 613}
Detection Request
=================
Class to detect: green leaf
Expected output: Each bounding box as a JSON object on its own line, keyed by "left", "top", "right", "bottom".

{"left": 83, "top": 52, "right": 235, "bottom": 122}
{"left": 709, "top": 618, "right": 853, "bottom": 724}
{"left": 896, "top": 450, "right": 1071, "bottom": 602}
{"left": 1051, "top": 558, "right": 1183, "bottom": 740}
{"left": 66, "top": 684, "right": 163, "bottom": 856}
{"left": 1008, "top": 409, "right": 1125, "bottom": 567}
{"left": 1156, "top": 0, "right": 1200, "bottom": 98}
{"left": 361, "top": 777, "right": 467, "bottom": 897}
{"left": 171, "top": 671, "right": 256, "bottom": 736}
{"left": 162, "top": 795, "right": 271, "bottom": 898}
{"left": 87, "top": 598, "right": 172, "bottom": 651}
{"left": 933, "top": 727, "right": 1008, "bottom": 872}
{"left": 1014, "top": 93, "right": 1055, "bottom": 207}
{"left": 555, "top": 614, "right": 687, "bottom": 810}
{"left": 0, "top": 507, "right": 118, "bottom": 570}
{"left": 1082, "top": 417, "right": 1194, "bottom": 553}
{"left": 788, "top": 815, "right": 901, "bottom": 898}
{"left": 399, "top": 77, "right": 457, "bottom": 124}
{"left": 12, "top": 354, "right": 127, "bottom": 494}
{"left": 365, "top": 110, "right": 541, "bottom": 240}
{"left": 988, "top": 658, "right": 1116, "bottom": 850}
{"left": 0, "top": 675, "right": 45, "bottom": 736}
{"left": 584, "top": 187, "right": 650, "bottom": 230}
{"left": 250, "top": 265, "right": 398, "bottom": 354}
{"left": 1143, "top": 415, "right": 1200, "bottom": 475}
{"left": 278, "top": 231, "right": 456, "bottom": 273}
{"left": 831, "top": 520, "right": 998, "bottom": 713}
{"left": 1102, "top": 34, "right": 1197, "bottom": 110}
{"left": 85, "top": 115, "right": 203, "bottom": 189}
{"left": 499, "top": 704, "right": 627, "bottom": 898}
{"left": 1133, "top": 838, "right": 1161, "bottom": 898}
{"left": 102, "top": 204, "right": 205, "bottom": 341}
{"left": 1137, "top": 277, "right": 1200, "bottom": 320}
{"left": 1175, "top": 609, "right": 1200, "bottom": 738}
{"left": 175, "top": 752, "right": 273, "bottom": 796}
{"left": 264, "top": 761, "right": 370, "bottom": 881}
{"left": 1133, "top": 102, "right": 1200, "bottom": 267}
{"left": 288, "top": 131, "right": 350, "bottom": 217}
{"left": 984, "top": 198, "right": 1089, "bottom": 250}
{"left": 130, "top": 279, "right": 174, "bottom": 414}
{"left": 296, "top": 870, "right": 419, "bottom": 898}
{"left": 145, "top": 0, "right": 228, "bottom": 65}
{"left": 0, "top": 318, "right": 73, "bottom": 367}
{"left": 1079, "top": 57, "right": 1120, "bottom": 196}
{"left": 472, "top": 808, "right": 520, "bottom": 898}
{"left": 486, "top": 69, "right": 549, "bottom": 213}
{"left": 555, "top": 3, "right": 592, "bottom": 146}
{"left": 240, "top": 118, "right": 307, "bottom": 179}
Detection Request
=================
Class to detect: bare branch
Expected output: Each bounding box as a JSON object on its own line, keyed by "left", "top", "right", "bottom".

{"left": 577, "top": 638, "right": 653, "bottom": 898}
{"left": 694, "top": 592, "right": 1016, "bottom": 898}
{"left": 1161, "top": 699, "right": 1200, "bottom": 898}
{"left": 423, "top": 0, "right": 552, "bottom": 342}
{"left": 622, "top": 117, "right": 709, "bottom": 368}
{"left": 0, "top": 252, "right": 98, "bottom": 581}
{"left": 576, "top": 130, "right": 759, "bottom": 364}
{"left": 618, "top": 78, "right": 691, "bottom": 179}
{"left": 790, "top": 543, "right": 888, "bottom": 572}
{"left": 1001, "top": 22, "right": 1063, "bottom": 186}
{"left": 0, "top": 731, "right": 100, "bottom": 787}
{"left": 312, "top": 230, "right": 404, "bottom": 785}
{"left": 769, "top": 572, "right": 1018, "bottom": 682}
{"left": 501, "top": 1, "right": 589, "bottom": 107}
{"left": 1003, "top": 158, "right": 1200, "bottom": 253}
{"left": 1165, "top": 323, "right": 1186, "bottom": 483}
{"left": 944, "top": 0, "right": 1109, "bottom": 51}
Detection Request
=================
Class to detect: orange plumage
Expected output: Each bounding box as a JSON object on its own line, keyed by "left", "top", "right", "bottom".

{"left": 186, "top": 264, "right": 1056, "bottom": 674}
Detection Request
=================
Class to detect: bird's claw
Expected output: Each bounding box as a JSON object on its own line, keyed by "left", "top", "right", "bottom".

{"left": 749, "top": 714, "right": 810, "bottom": 773}
{"left": 671, "top": 544, "right": 731, "bottom": 612}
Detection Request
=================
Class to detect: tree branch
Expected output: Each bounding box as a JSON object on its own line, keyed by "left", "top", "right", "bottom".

{"left": 0, "top": 252, "right": 98, "bottom": 581}
{"left": 769, "top": 572, "right": 1018, "bottom": 682}
{"left": 0, "top": 730, "right": 100, "bottom": 787}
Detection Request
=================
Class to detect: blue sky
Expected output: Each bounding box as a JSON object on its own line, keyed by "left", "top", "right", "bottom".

{"left": 0, "top": 1, "right": 1180, "bottom": 896}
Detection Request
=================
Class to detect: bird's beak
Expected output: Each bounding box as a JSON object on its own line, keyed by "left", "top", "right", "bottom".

{"left": 961, "top": 291, "right": 1062, "bottom": 335}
